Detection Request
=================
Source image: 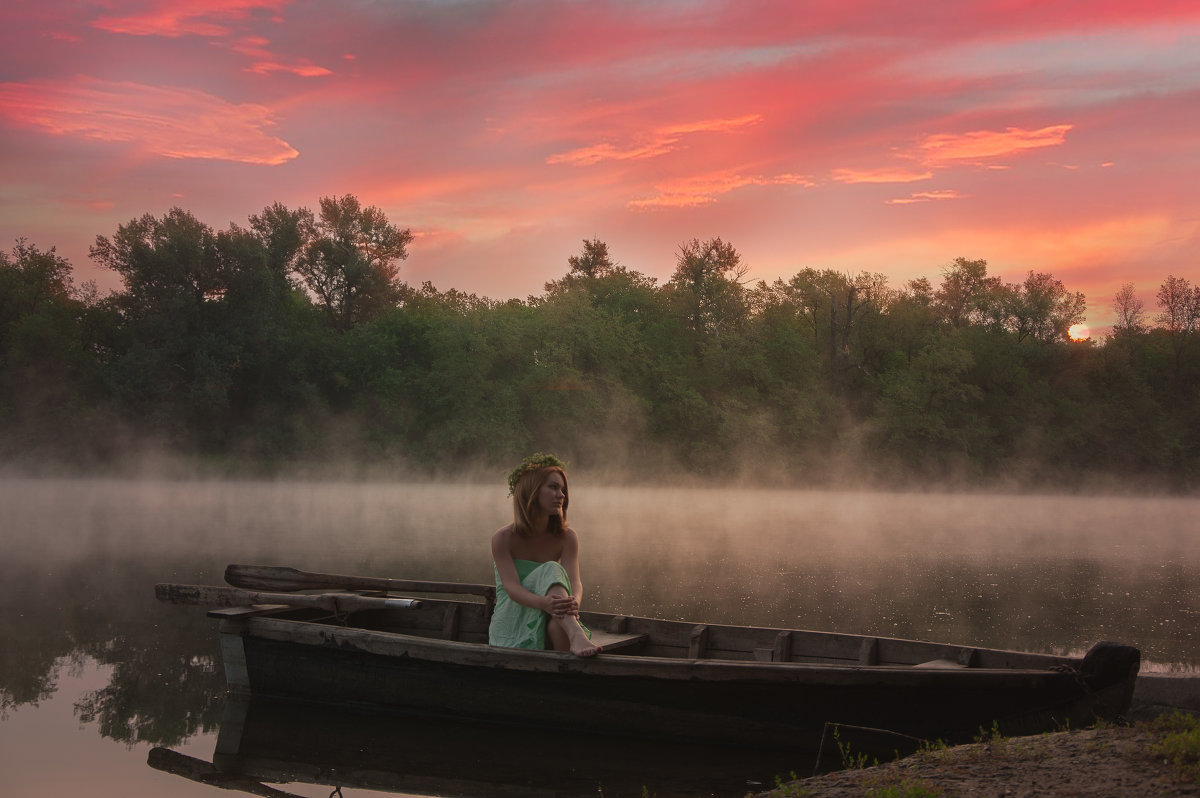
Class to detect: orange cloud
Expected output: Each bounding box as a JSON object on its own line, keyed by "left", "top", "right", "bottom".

{"left": 629, "top": 171, "right": 814, "bottom": 209}
{"left": 246, "top": 60, "right": 332, "bottom": 77}
{"left": 92, "top": 0, "right": 291, "bottom": 37}
{"left": 232, "top": 35, "right": 332, "bottom": 77}
{"left": 833, "top": 167, "right": 934, "bottom": 184}
{"left": 885, "top": 190, "right": 967, "bottom": 205}
{"left": 0, "top": 78, "right": 298, "bottom": 165}
{"left": 547, "top": 114, "right": 762, "bottom": 166}
{"left": 918, "top": 124, "right": 1074, "bottom": 165}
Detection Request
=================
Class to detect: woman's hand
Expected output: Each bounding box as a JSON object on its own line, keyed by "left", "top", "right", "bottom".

{"left": 545, "top": 594, "right": 579, "bottom": 617}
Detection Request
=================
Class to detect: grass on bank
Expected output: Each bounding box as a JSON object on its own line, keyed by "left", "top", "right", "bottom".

{"left": 1153, "top": 710, "right": 1200, "bottom": 783}
{"left": 758, "top": 712, "right": 1200, "bottom": 798}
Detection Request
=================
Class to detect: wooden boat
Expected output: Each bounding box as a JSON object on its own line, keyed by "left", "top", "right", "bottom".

{"left": 156, "top": 564, "right": 1141, "bottom": 757}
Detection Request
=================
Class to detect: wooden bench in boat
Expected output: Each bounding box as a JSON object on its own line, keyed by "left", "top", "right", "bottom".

{"left": 589, "top": 629, "right": 649, "bottom": 654}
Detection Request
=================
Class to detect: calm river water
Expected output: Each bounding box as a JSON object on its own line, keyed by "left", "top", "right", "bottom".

{"left": 1, "top": 478, "right": 1197, "bottom": 797}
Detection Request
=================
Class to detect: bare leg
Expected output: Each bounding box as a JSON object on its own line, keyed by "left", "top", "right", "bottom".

{"left": 545, "top": 584, "right": 602, "bottom": 657}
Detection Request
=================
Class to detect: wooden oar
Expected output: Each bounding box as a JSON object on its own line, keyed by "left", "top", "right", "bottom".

{"left": 156, "top": 583, "right": 422, "bottom": 613}
{"left": 224, "top": 564, "right": 496, "bottom": 602}
{"left": 147, "top": 747, "right": 305, "bottom": 798}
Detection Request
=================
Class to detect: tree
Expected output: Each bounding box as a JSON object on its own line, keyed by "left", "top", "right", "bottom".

{"left": 1003, "top": 271, "right": 1087, "bottom": 344}
{"left": 1111, "top": 283, "right": 1146, "bottom": 336}
{"left": 875, "top": 335, "right": 988, "bottom": 467}
{"left": 1155, "top": 275, "right": 1200, "bottom": 337}
{"left": 1155, "top": 274, "right": 1200, "bottom": 382}
{"left": 666, "top": 237, "right": 749, "bottom": 340}
{"left": 880, "top": 277, "right": 938, "bottom": 364}
{"left": 775, "top": 268, "right": 890, "bottom": 388}
{"left": 247, "top": 201, "right": 312, "bottom": 292}
{"left": 90, "top": 208, "right": 225, "bottom": 320}
{"left": 294, "top": 195, "right": 413, "bottom": 329}
{"left": 0, "top": 240, "right": 113, "bottom": 462}
{"left": 90, "top": 209, "right": 239, "bottom": 442}
{"left": 934, "top": 258, "right": 1002, "bottom": 329}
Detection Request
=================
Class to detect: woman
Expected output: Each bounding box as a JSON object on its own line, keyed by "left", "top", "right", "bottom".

{"left": 489, "top": 453, "right": 602, "bottom": 657}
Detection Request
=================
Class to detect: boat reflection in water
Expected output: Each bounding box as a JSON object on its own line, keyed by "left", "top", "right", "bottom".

{"left": 149, "top": 695, "right": 810, "bottom": 798}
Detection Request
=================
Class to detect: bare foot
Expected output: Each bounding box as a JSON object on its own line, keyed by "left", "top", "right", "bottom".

{"left": 570, "top": 638, "right": 603, "bottom": 657}
{"left": 565, "top": 624, "right": 602, "bottom": 657}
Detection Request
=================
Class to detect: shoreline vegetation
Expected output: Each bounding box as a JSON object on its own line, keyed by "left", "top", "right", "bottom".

{"left": 3, "top": 197, "right": 1199, "bottom": 492}
{"left": 754, "top": 711, "right": 1200, "bottom": 798}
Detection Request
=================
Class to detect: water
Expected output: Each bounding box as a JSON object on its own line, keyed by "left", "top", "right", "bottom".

{"left": 1, "top": 478, "right": 1197, "bottom": 797}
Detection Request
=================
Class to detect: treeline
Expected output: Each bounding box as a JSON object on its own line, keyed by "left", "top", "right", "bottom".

{"left": 2, "top": 195, "right": 1198, "bottom": 489}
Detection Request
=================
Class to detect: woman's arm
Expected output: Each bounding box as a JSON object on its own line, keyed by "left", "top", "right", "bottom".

{"left": 561, "top": 528, "right": 584, "bottom": 611}
{"left": 491, "top": 529, "right": 556, "bottom": 612}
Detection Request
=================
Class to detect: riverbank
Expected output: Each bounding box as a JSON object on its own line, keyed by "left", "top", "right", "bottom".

{"left": 754, "top": 713, "right": 1200, "bottom": 798}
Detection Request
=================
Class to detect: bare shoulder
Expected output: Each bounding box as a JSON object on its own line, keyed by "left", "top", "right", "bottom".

{"left": 491, "top": 524, "right": 515, "bottom": 552}
{"left": 563, "top": 527, "right": 580, "bottom": 548}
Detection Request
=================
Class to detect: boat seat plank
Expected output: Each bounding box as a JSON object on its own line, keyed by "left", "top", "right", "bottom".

{"left": 913, "top": 658, "right": 968, "bottom": 669}
{"left": 589, "top": 630, "right": 648, "bottom": 654}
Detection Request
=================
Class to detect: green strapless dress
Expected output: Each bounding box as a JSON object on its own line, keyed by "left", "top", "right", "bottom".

{"left": 489, "top": 559, "right": 590, "bottom": 650}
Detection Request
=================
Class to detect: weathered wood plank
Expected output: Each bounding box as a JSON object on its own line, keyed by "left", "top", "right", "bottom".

{"left": 859, "top": 637, "right": 879, "bottom": 666}
{"left": 157, "top": 584, "right": 422, "bottom": 614}
{"left": 442, "top": 604, "right": 460, "bottom": 641}
{"left": 219, "top": 631, "right": 251, "bottom": 693}
{"left": 773, "top": 631, "right": 793, "bottom": 663}
{"left": 590, "top": 630, "right": 648, "bottom": 654}
{"left": 225, "top": 564, "right": 495, "bottom": 601}
{"left": 688, "top": 625, "right": 710, "bottom": 659}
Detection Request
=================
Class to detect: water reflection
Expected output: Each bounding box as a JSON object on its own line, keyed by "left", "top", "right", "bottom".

{"left": 150, "top": 695, "right": 804, "bottom": 798}
{"left": 1, "top": 478, "right": 1198, "bottom": 793}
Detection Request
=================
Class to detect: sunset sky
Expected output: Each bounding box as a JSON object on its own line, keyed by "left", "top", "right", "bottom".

{"left": 2, "top": 0, "right": 1198, "bottom": 332}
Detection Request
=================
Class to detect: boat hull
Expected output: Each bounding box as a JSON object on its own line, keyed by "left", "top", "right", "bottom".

{"left": 218, "top": 610, "right": 1139, "bottom": 754}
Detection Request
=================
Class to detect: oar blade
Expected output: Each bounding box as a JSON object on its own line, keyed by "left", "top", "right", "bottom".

{"left": 224, "top": 564, "right": 315, "bottom": 591}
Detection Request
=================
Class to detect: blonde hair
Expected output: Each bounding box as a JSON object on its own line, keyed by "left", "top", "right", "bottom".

{"left": 511, "top": 465, "right": 569, "bottom": 537}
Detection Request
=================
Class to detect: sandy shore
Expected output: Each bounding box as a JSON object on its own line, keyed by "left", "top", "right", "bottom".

{"left": 753, "top": 722, "right": 1198, "bottom": 798}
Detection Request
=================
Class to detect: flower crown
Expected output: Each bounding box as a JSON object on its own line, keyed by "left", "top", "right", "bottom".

{"left": 507, "top": 452, "right": 567, "bottom": 496}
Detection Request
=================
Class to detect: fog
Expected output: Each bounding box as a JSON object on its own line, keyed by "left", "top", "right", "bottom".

{"left": 4, "top": 477, "right": 1196, "bottom": 669}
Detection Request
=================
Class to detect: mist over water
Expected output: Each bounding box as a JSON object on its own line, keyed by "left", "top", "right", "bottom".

{"left": 4, "top": 477, "right": 1198, "bottom": 664}
{"left": 1, "top": 477, "right": 1197, "bottom": 796}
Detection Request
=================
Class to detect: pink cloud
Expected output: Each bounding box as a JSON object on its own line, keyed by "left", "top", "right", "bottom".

{"left": 0, "top": 77, "right": 298, "bottom": 164}
{"left": 3, "top": 0, "right": 1199, "bottom": 306}
{"left": 629, "top": 171, "right": 814, "bottom": 209}
{"left": 91, "top": 0, "right": 291, "bottom": 38}
{"left": 247, "top": 61, "right": 333, "bottom": 77}
{"left": 833, "top": 167, "right": 934, "bottom": 184}
{"left": 231, "top": 35, "right": 332, "bottom": 77}
{"left": 885, "top": 190, "right": 968, "bottom": 205}
{"left": 917, "top": 124, "right": 1074, "bottom": 166}
{"left": 547, "top": 114, "right": 762, "bottom": 166}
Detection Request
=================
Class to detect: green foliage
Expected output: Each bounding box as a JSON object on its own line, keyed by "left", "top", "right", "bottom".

{"left": 1152, "top": 710, "right": 1200, "bottom": 783}
{"left": 507, "top": 452, "right": 567, "bottom": 496}
{"left": 4, "top": 209, "right": 1200, "bottom": 487}
{"left": 835, "top": 725, "right": 879, "bottom": 770}
{"left": 770, "top": 771, "right": 813, "bottom": 797}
